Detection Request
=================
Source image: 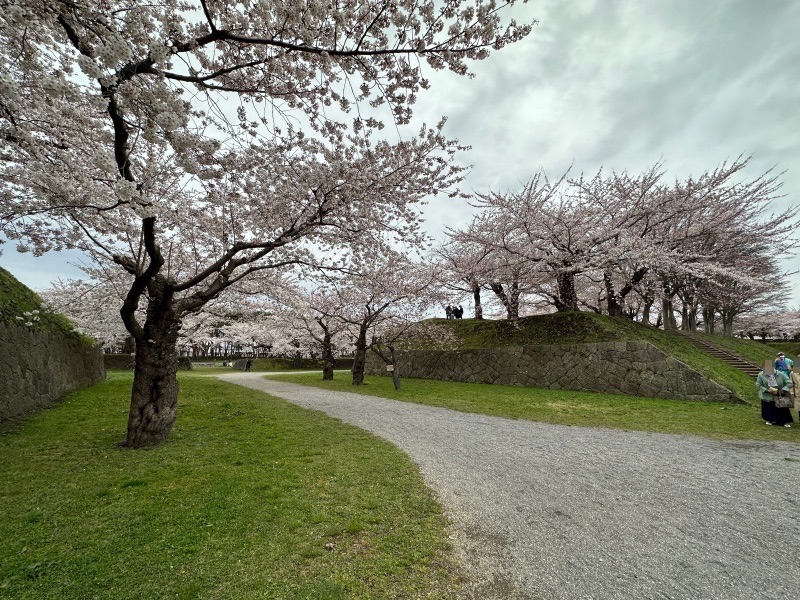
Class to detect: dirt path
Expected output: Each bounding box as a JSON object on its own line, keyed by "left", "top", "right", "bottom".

{"left": 219, "top": 373, "right": 800, "bottom": 600}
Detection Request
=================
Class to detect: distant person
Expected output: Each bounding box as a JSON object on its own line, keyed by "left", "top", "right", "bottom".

{"left": 454, "top": 305, "right": 464, "bottom": 319}
{"left": 774, "top": 352, "right": 791, "bottom": 377}
{"left": 777, "top": 351, "right": 800, "bottom": 402}
{"left": 245, "top": 359, "right": 252, "bottom": 372}
{"left": 756, "top": 359, "right": 793, "bottom": 427}
{"left": 445, "top": 305, "right": 453, "bottom": 320}
{"left": 794, "top": 371, "right": 800, "bottom": 405}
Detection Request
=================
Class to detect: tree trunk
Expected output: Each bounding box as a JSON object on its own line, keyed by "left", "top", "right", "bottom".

{"left": 472, "top": 283, "right": 483, "bottom": 320}
{"left": 661, "top": 297, "right": 678, "bottom": 331}
{"left": 508, "top": 282, "right": 520, "bottom": 320}
{"left": 389, "top": 345, "right": 400, "bottom": 390}
{"left": 125, "top": 319, "right": 181, "bottom": 448}
{"left": 555, "top": 272, "right": 579, "bottom": 312}
{"left": 318, "top": 322, "right": 335, "bottom": 380}
{"left": 641, "top": 298, "right": 653, "bottom": 325}
{"left": 489, "top": 282, "right": 519, "bottom": 320}
{"left": 703, "top": 306, "right": 716, "bottom": 334}
{"left": 122, "top": 335, "right": 136, "bottom": 354}
{"left": 722, "top": 319, "right": 733, "bottom": 337}
{"left": 612, "top": 267, "right": 648, "bottom": 320}
{"left": 368, "top": 343, "right": 400, "bottom": 389}
{"left": 351, "top": 325, "right": 368, "bottom": 385}
{"left": 721, "top": 308, "right": 735, "bottom": 337}
{"left": 603, "top": 273, "right": 624, "bottom": 317}
{"left": 321, "top": 337, "right": 335, "bottom": 380}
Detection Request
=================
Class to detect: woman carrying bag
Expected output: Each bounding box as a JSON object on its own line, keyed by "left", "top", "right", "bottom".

{"left": 756, "top": 359, "right": 794, "bottom": 427}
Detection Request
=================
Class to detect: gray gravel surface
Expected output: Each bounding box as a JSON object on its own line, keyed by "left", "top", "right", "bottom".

{"left": 219, "top": 373, "right": 800, "bottom": 600}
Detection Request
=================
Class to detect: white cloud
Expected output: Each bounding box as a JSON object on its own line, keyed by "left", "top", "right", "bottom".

{"left": 416, "top": 0, "right": 800, "bottom": 305}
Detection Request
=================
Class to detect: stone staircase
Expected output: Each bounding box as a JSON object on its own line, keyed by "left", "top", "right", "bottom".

{"left": 677, "top": 331, "right": 762, "bottom": 377}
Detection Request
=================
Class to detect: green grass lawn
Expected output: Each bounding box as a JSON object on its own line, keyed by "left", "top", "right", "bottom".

{"left": 0, "top": 372, "right": 458, "bottom": 599}
{"left": 270, "top": 372, "right": 800, "bottom": 443}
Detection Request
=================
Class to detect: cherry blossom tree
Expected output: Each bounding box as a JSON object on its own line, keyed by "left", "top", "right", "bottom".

{"left": 433, "top": 236, "right": 492, "bottom": 319}
{"left": 371, "top": 319, "right": 460, "bottom": 389}
{"left": 734, "top": 309, "right": 800, "bottom": 341}
{"left": 446, "top": 213, "right": 544, "bottom": 320}
{"left": 274, "top": 284, "right": 353, "bottom": 380}
{"left": 40, "top": 276, "right": 132, "bottom": 351}
{"left": 456, "top": 159, "right": 797, "bottom": 329}
{"left": 644, "top": 160, "right": 797, "bottom": 330}
{"left": 0, "top": 1, "right": 532, "bottom": 446}
{"left": 295, "top": 251, "right": 442, "bottom": 386}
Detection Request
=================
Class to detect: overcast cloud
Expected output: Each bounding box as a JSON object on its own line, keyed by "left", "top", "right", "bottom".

{"left": 3, "top": 0, "right": 799, "bottom": 305}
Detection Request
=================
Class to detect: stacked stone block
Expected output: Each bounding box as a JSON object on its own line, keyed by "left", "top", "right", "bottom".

{"left": 365, "top": 340, "right": 737, "bottom": 402}
{"left": 0, "top": 323, "right": 105, "bottom": 421}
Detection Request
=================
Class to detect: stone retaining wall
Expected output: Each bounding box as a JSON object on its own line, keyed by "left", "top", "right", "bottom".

{"left": 365, "top": 340, "right": 737, "bottom": 402}
{"left": 0, "top": 323, "right": 105, "bottom": 422}
{"left": 103, "top": 353, "right": 136, "bottom": 370}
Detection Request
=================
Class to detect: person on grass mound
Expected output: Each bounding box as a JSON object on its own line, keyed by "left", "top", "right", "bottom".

{"left": 756, "top": 359, "right": 794, "bottom": 427}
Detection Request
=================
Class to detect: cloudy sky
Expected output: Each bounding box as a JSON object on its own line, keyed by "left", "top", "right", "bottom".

{"left": 3, "top": 0, "right": 799, "bottom": 305}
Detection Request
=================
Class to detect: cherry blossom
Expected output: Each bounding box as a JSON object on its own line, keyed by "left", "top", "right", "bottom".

{"left": 0, "top": 0, "right": 533, "bottom": 447}
{"left": 453, "top": 159, "right": 798, "bottom": 327}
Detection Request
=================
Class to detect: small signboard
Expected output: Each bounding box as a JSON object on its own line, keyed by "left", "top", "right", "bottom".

{"left": 386, "top": 365, "right": 394, "bottom": 372}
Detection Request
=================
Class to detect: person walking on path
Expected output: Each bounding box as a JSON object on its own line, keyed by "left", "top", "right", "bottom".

{"left": 757, "top": 359, "right": 793, "bottom": 427}
{"left": 245, "top": 358, "right": 252, "bottom": 372}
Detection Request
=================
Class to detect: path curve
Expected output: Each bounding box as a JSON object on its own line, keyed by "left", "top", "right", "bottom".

{"left": 218, "top": 373, "right": 800, "bottom": 600}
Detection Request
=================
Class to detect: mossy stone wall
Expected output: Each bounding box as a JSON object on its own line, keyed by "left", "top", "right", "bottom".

{"left": 0, "top": 323, "right": 105, "bottom": 421}
{"left": 365, "top": 340, "right": 737, "bottom": 402}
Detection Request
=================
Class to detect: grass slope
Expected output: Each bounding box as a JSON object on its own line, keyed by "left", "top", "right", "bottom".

{"left": 0, "top": 372, "right": 458, "bottom": 599}
{"left": 689, "top": 333, "right": 798, "bottom": 370}
{"left": 770, "top": 341, "right": 800, "bottom": 357}
{"left": 0, "top": 267, "right": 81, "bottom": 338}
{"left": 423, "top": 312, "right": 790, "bottom": 404}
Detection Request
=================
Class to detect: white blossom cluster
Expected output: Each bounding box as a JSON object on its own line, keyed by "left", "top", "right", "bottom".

{"left": 76, "top": 54, "right": 106, "bottom": 80}
{"left": 96, "top": 33, "right": 133, "bottom": 68}
{"left": 0, "top": 0, "right": 531, "bottom": 432}
{"left": 445, "top": 159, "right": 798, "bottom": 327}
{"left": 15, "top": 309, "right": 40, "bottom": 327}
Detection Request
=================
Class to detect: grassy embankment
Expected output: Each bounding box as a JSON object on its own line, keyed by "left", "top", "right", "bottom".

{"left": 411, "top": 312, "right": 800, "bottom": 404}
{"left": 417, "top": 312, "right": 797, "bottom": 404}
{"left": 0, "top": 371, "right": 458, "bottom": 599}
{"left": 271, "top": 311, "right": 799, "bottom": 442}
{"left": 0, "top": 267, "right": 82, "bottom": 339}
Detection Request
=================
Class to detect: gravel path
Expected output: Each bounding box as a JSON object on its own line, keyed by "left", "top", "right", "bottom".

{"left": 219, "top": 373, "right": 800, "bottom": 600}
